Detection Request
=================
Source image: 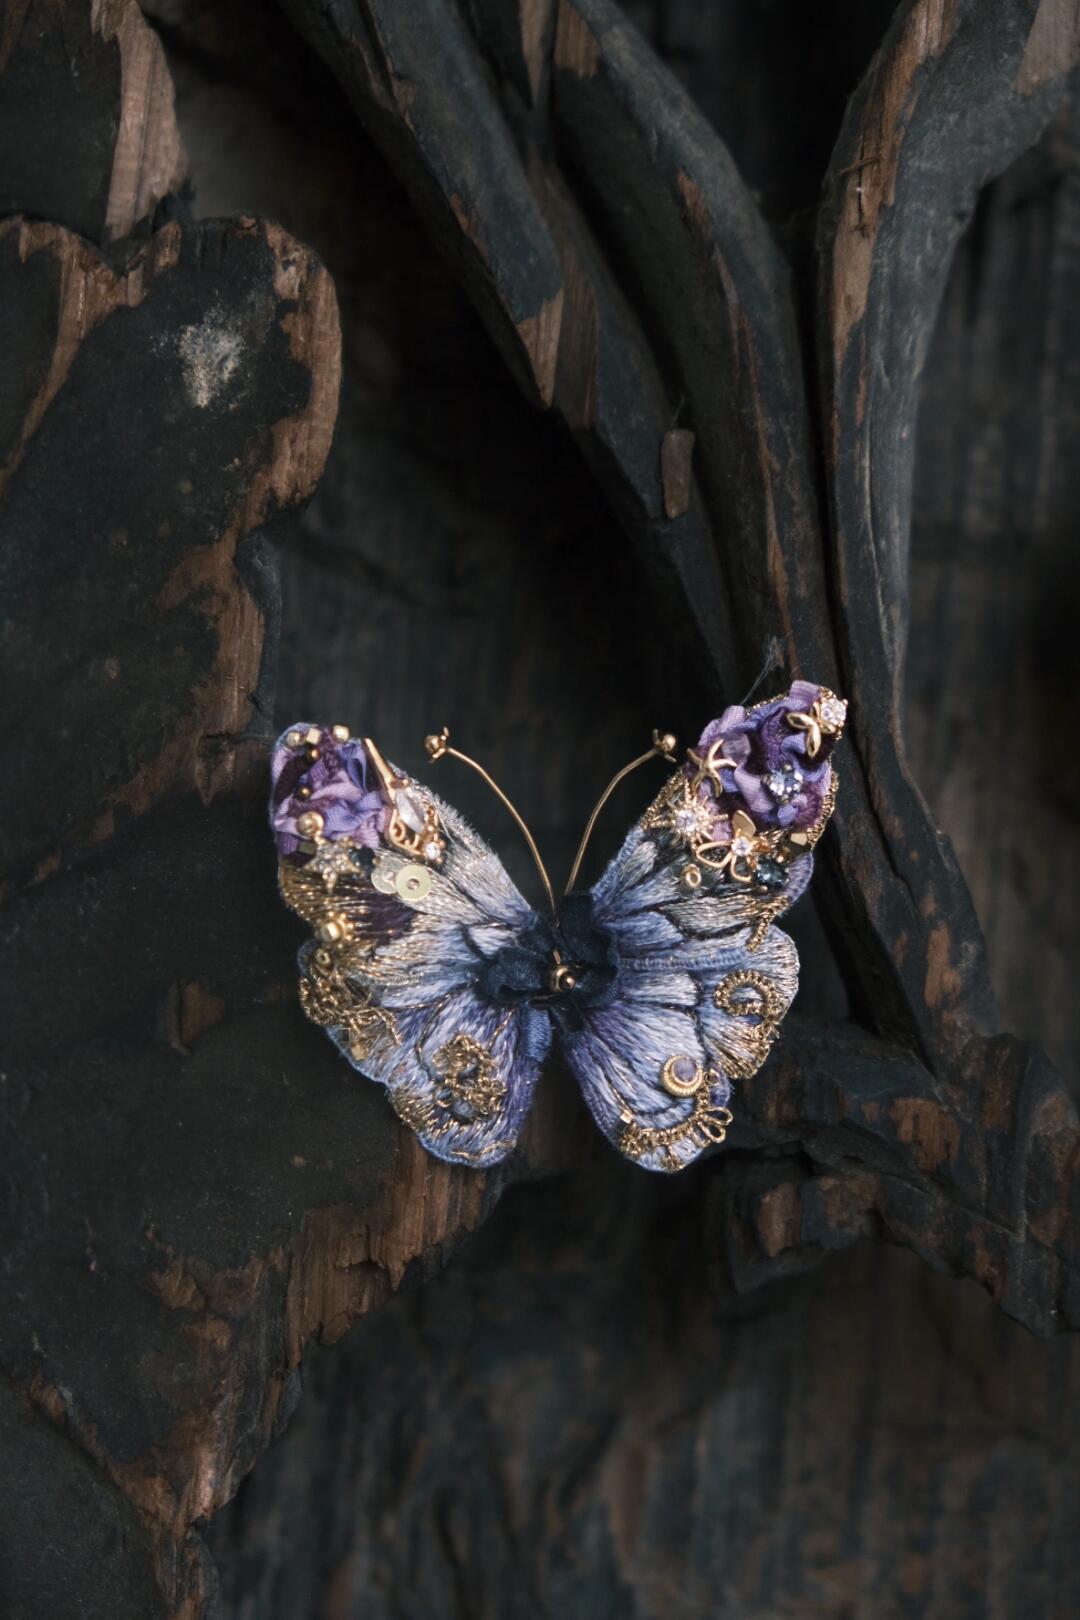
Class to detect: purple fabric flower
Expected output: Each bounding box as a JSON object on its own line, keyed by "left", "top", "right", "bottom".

{"left": 688, "top": 681, "right": 845, "bottom": 832}
{"left": 270, "top": 726, "right": 389, "bottom": 858}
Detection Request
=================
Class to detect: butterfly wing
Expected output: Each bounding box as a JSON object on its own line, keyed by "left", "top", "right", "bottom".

{"left": 270, "top": 725, "right": 551, "bottom": 1167}
{"left": 560, "top": 682, "right": 845, "bottom": 1173}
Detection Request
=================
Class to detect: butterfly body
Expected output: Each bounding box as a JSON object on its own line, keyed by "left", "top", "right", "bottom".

{"left": 270, "top": 683, "right": 846, "bottom": 1172}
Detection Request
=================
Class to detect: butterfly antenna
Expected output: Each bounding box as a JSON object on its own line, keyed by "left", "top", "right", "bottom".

{"left": 424, "top": 728, "right": 557, "bottom": 918}
{"left": 563, "top": 731, "right": 679, "bottom": 896}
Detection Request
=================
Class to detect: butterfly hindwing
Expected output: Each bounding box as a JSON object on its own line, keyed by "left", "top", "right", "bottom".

{"left": 271, "top": 727, "right": 551, "bottom": 1167}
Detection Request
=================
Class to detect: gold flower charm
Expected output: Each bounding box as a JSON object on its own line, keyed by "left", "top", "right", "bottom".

{"left": 695, "top": 809, "right": 770, "bottom": 884}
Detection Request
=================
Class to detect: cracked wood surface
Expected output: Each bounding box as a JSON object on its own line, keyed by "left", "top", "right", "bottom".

{"left": 276, "top": 0, "right": 1080, "bottom": 1331}
{"left": 3, "top": 0, "right": 1080, "bottom": 1615}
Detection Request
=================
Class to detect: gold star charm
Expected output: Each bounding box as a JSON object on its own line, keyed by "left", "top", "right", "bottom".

{"left": 686, "top": 738, "right": 738, "bottom": 793}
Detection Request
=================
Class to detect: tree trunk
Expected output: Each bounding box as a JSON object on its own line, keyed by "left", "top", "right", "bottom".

{"left": 2, "top": 0, "right": 1078, "bottom": 1615}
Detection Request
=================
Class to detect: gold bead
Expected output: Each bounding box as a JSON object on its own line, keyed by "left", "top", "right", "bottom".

{"left": 316, "top": 918, "right": 347, "bottom": 944}
{"left": 424, "top": 728, "right": 450, "bottom": 761}
{"left": 296, "top": 784, "right": 313, "bottom": 801}
{"left": 296, "top": 809, "right": 323, "bottom": 836}
{"left": 654, "top": 731, "right": 678, "bottom": 757}
{"left": 331, "top": 724, "right": 351, "bottom": 742}
{"left": 285, "top": 729, "right": 304, "bottom": 749}
{"left": 306, "top": 745, "right": 320, "bottom": 764}
{"left": 548, "top": 963, "right": 577, "bottom": 993}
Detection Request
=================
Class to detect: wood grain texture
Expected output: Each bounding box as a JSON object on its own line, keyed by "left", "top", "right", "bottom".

{"left": 198, "top": 4, "right": 1078, "bottom": 1611}
{"left": 209, "top": 1170, "right": 1080, "bottom": 1620}
{"left": 0, "top": 0, "right": 186, "bottom": 242}
{"left": 0, "top": 198, "right": 351, "bottom": 1607}
{"left": 270, "top": 0, "right": 1080, "bottom": 1332}
{"left": 4, "top": 0, "right": 1080, "bottom": 1613}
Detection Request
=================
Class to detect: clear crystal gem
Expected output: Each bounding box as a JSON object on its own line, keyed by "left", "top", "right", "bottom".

{"left": 672, "top": 801, "right": 711, "bottom": 842}
{"left": 309, "top": 841, "right": 357, "bottom": 889}
{"left": 393, "top": 786, "right": 426, "bottom": 833}
{"left": 731, "top": 834, "right": 754, "bottom": 858}
{"left": 766, "top": 763, "right": 803, "bottom": 801}
{"left": 819, "top": 696, "right": 847, "bottom": 730}
{"left": 423, "top": 840, "right": 442, "bottom": 861}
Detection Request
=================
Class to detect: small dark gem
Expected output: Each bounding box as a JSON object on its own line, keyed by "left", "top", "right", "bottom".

{"left": 755, "top": 857, "right": 788, "bottom": 892}
{"left": 349, "top": 847, "right": 374, "bottom": 870}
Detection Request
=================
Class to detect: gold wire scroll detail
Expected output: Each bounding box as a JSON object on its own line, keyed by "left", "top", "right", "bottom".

{"left": 389, "top": 1090, "right": 515, "bottom": 1165}
{"left": 430, "top": 1032, "right": 507, "bottom": 1122}
{"left": 712, "top": 969, "right": 784, "bottom": 1076}
{"left": 297, "top": 952, "right": 399, "bottom": 1057}
{"left": 618, "top": 1088, "right": 734, "bottom": 1172}
{"left": 713, "top": 969, "right": 784, "bottom": 1024}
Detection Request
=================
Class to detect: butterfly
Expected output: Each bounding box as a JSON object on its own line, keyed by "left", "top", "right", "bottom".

{"left": 269, "top": 681, "right": 847, "bottom": 1173}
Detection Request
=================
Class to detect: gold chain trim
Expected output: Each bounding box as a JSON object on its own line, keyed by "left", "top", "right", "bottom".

{"left": 618, "top": 1088, "right": 734, "bottom": 1172}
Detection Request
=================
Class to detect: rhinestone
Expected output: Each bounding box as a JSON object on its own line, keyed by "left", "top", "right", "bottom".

{"left": 309, "top": 841, "right": 357, "bottom": 890}
{"left": 285, "top": 729, "right": 304, "bottom": 750}
{"left": 393, "top": 786, "right": 427, "bottom": 833}
{"left": 423, "top": 840, "right": 443, "bottom": 862}
{"left": 755, "top": 856, "right": 789, "bottom": 892}
{"left": 672, "top": 800, "right": 712, "bottom": 843}
{"left": 819, "top": 696, "right": 847, "bottom": 730}
{"left": 765, "top": 763, "right": 802, "bottom": 801}
{"left": 731, "top": 834, "right": 754, "bottom": 858}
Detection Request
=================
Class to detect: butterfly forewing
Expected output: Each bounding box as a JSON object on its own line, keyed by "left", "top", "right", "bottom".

{"left": 272, "top": 728, "right": 551, "bottom": 1167}
{"left": 561, "top": 681, "right": 845, "bottom": 1172}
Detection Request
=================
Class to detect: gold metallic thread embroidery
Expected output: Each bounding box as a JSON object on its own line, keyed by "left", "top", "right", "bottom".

{"left": 618, "top": 1087, "right": 734, "bottom": 1171}
{"left": 430, "top": 1032, "right": 507, "bottom": 1122}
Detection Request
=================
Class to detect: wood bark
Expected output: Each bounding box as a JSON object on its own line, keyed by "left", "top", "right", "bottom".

{"left": 1, "top": 0, "right": 1078, "bottom": 1614}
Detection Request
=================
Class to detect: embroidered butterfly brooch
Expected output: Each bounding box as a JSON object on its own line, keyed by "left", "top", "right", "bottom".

{"left": 269, "top": 681, "right": 847, "bottom": 1173}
